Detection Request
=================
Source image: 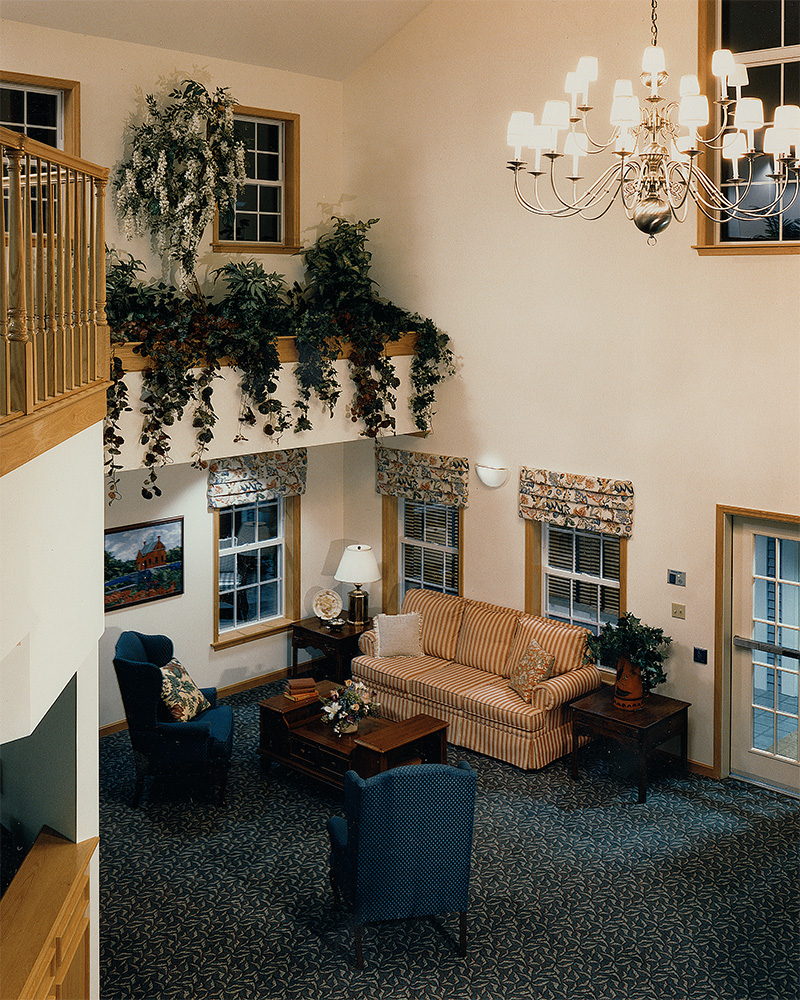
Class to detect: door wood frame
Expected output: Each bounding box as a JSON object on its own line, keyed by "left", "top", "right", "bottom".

{"left": 714, "top": 505, "right": 800, "bottom": 780}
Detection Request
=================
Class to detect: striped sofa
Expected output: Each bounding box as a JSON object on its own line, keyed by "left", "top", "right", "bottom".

{"left": 351, "top": 589, "right": 602, "bottom": 770}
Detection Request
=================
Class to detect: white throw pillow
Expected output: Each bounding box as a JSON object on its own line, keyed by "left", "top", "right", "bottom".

{"left": 374, "top": 612, "right": 424, "bottom": 658}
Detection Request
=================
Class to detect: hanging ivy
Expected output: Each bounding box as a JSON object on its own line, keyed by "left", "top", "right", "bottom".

{"left": 104, "top": 219, "right": 455, "bottom": 500}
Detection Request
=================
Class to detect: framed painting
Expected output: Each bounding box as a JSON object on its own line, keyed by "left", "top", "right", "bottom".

{"left": 104, "top": 516, "right": 184, "bottom": 611}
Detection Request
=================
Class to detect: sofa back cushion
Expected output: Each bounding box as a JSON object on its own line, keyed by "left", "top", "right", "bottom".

{"left": 506, "top": 616, "right": 589, "bottom": 676}
{"left": 401, "top": 589, "right": 466, "bottom": 661}
{"left": 455, "top": 601, "right": 520, "bottom": 675}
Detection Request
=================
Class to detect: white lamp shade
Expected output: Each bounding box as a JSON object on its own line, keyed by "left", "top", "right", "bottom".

{"left": 334, "top": 544, "right": 381, "bottom": 585}
{"left": 774, "top": 105, "right": 800, "bottom": 129}
{"left": 763, "top": 127, "right": 791, "bottom": 160}
{"left": 679, "top": 95, "right": 709, "bottom": 128}
{"left": 735, "top": 97, "right": 764, "bottom": 129}
{"left": 507, "top": 111, "right": 536, "bottom": 147}
{"left": 722, "top": 131, "right": 747, "bottom": 160}
{"left": 641, "top": 45, "right": 665, "bottom": 74}
{"left": 729, "top": 63, "right": 749, "bottom": 89}
{"left": 529, "top": 124, "right": 557, "bottom": 150}
{"left": 613, "top": 79, "right": 634, "bottom": 97}
{"left": 563, "top": 132, "right": 589, "bottom": 157}
{"left": 712, "top": 49, "right": 736, "bottom": 78}
{"left": 542, "top": 100, "right": 570, "bottom": 129}
{"left": 679, "top": 74, "right": 701, "bottom": 97}
{"left": 475, "top": 465, "right": 509, "bottom": 488}
{"left": 565, "top": 71, "right": 582, "bottom": 97}
{"left": 576, "top": 56, "right": 598, "bottom": 83}
{"left": 610, "top": 95, "right": 640, "bottom": 128}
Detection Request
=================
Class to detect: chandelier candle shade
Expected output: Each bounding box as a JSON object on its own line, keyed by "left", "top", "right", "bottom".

{"left": 334, "top": 544, "right": 381, "bottom": 627}
{"left": 505, "top": 0, "right": 800, "bottom": 242}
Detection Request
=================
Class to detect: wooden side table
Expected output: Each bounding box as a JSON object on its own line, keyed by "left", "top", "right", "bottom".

{"left": 571, "top": 685, "right": 690, "bottom": 803}
{"left": 290, "top": 616, "right": 371, "bottom": 684}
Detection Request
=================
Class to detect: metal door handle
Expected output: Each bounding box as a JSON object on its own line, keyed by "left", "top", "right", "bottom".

{"left": 733, "top": 635, "right": 800, "bottom": 661}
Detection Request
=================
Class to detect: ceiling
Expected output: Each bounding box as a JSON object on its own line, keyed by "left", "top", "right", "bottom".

{"left": 1, "top": 0, "right": 433, "bottom": 81}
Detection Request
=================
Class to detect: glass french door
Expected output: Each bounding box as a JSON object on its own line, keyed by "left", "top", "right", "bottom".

{"left": 731, "top": 517, "right": 800, "bottom": 793}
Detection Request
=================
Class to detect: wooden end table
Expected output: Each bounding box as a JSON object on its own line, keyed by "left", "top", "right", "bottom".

{"left": 259, "top": 680, "right": 448, "bottom": 791}
{"left": 290, "top": 616, "right": 371, "bottom": 684}
{"left": 571, "top": 685, "right": 690, "bottom": 803}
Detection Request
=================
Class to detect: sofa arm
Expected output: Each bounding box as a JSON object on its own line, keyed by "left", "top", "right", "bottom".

{"left": 358, "top": 629, "right": 377, "bottom": 656}
{"left": 531, "top": 664, "right": 602, "bottom": 711}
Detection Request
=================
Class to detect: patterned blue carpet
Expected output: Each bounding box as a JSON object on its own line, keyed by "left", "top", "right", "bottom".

{"left": 100, "top": 681, "right": 800, "bottom": 1000}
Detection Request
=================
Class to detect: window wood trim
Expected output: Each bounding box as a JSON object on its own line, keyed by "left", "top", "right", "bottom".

{"left": 211, "top": 104, "right": 300, "bottom": 254}
{"left": 0, "top": 71, "right": 81, "bottom": 157}
{"left": 524, "top": 518, "right": 627, "bottom": 618}
{"left": 211, "top": 494, "right": 301, "bottom": 649}
{"left": 381, "top": 496, "right": 464, "bottom": 614}
{"left": 693, "top": 0, "right": 800, "bottom": 256}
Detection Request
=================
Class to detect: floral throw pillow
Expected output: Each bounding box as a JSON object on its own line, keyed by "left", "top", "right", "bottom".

{"left": 160, "top": 658, "right": 211, "bottom": 722}
{"left": 508, "top": 639, "right": 555, "bottom": 703}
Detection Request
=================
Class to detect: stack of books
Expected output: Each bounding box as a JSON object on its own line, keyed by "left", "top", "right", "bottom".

{"left": 285, "top": 677, "right": 319, "bottom": 703}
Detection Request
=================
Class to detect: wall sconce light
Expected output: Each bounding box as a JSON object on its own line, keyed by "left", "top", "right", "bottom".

{"left": 475, "top": 465, "right": 509, "bottom": 488}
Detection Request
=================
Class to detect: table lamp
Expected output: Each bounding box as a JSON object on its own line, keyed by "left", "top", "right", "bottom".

{"left": 334, "top": 544, "right": 381, "bottom": 627}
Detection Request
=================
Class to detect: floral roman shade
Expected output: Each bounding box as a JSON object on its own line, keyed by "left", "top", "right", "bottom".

{"left": 518, "top": 467, "right": 634, "bottom": 537}
{"left": 207, "top": 449, "right": 307, "bottom": 509}
{"left": 376, "top": 447, "right": 469, "bottom": 508}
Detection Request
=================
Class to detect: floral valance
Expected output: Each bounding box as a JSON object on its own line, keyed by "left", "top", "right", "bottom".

{"left": 518, "top": 467, "right": 634, "bottom": 537}
{"left": 376, "top": 447, "right": 469, "bottom": 508}
{"left": 207, "top": 449, "right": 307, "bottom": 509}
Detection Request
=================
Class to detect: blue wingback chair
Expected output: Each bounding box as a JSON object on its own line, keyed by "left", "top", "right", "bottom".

{"left": 326, "top": 762, "right": 477, "bottom": 968}
{"left": 113, "top": 631, "right": 234, "bottom": 806}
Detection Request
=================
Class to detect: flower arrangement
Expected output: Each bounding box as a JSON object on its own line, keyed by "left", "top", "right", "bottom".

{"left": 321, "top": 680, "right": 380, "bottom": 735}
{"left": 114, "top": 79, "right": 246, "bottom": 287}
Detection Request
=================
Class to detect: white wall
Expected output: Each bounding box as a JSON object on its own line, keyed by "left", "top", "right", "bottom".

{"left": 341, "top": 0, "right": 800, "bottom": 768}
{"left": 99, "top": 441, "right": 367, "bottom": 728}
{"left": 0, "top": 18, "right": 344, "bottom": 287}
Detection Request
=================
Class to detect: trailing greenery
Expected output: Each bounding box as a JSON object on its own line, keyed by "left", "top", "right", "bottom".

{"left": 114, "top": 79, "right": 245, "bottom": 286}
{"left": 104, "top": 218, "right": 454, "bottom": 500}
{"left": 584, "top": 612, "right": 672, "bottom": 693}
{"left": 211, "top": 261, "right": 293, "bottom": 441}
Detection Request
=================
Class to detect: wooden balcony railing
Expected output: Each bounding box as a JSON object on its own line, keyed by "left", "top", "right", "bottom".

{"left": 1, "top": 126, "right": 110, "bottom": 476}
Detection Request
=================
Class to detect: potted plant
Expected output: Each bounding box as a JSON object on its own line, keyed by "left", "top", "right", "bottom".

{"left": 585, "top": 613, "right": 672, "bottom": 711}
{"left": 321, "top": 680, "right": 380, "bottom": 735}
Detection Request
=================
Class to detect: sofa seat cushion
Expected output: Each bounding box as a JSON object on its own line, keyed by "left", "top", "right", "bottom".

{"left": 454, "top": 601, "right": 520, "bottom": 676}
{"left": 459, "top": 681, "right": 550, "bottom": 732}
{"left": 407, "top": 661, "right": 499, "bottom": 711}
{"left": 506, "top": 616, "right": 589, "bottom": 676}
{"left": 401, "top": 589, "right": 466, "bottom": 661}
{"left": 352, "top": 654, "right": 452, "bottom": 695}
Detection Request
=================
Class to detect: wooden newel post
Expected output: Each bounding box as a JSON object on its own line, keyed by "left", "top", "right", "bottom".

{"left": 94, "top": 175, "right": 110, "bottom": 380}
{"left": 6, "top": 146, "right": 34, "bottom": 414}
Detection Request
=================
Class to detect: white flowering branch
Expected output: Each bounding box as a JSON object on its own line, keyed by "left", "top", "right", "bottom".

{"left": 115, "top": 79, "right": 246, "bottom": 287}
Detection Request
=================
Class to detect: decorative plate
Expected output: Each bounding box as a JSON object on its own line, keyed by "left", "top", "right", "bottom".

{"left": 313, "top": 589, "right": 343, "bottom": 621}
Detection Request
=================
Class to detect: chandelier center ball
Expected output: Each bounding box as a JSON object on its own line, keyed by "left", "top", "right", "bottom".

{"left": 633, "top": 196, "right": 671, "bottom": 235}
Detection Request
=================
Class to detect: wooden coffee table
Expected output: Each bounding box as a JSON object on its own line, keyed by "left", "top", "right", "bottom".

{"left": 258, "top": 681, "right": 448, "bottom": 791}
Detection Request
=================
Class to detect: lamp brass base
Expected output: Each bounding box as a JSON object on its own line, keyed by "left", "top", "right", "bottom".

{"left": 347, "top": 588, "right": 370, "bottom": 628}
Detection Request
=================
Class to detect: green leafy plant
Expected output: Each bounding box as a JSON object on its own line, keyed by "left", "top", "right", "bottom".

{"left": 584, "top": 613, "right": 672, "bottom": 692}
{"left": 114, "top": 79, "right": 245, "bottom": 286}
{"left": 211, "top": 261, "right": 293, "bottom": 441}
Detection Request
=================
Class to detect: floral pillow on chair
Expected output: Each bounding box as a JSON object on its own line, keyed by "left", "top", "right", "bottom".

{"left": 160, "top": 658, "right": 211, "bottom": 722}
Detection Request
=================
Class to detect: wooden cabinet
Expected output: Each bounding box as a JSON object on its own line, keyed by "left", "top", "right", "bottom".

{"left": 0, "top": 828, "right": 98, "bottom": 1000}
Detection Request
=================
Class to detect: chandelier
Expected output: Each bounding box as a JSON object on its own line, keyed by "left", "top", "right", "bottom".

{"left": 505, "top": 0, "right": 800, "bottom": 242}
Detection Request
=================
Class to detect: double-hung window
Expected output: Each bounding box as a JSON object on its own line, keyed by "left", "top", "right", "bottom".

{"left": 543, "top": 525, "right": 621, "bottom": 635}
{"left": 697, "top": 0, "right": 800, "bottom": 251}
{"left": 0, "top": 72, "right": 80, "bottom": 154}
{"left": 217, "top": 497, "right": 284, "bottom": 632}
{"left": 213, "top": 105, "right": 300, "bottom": 253}
{"left": 400, "top": 500, "right": 460, "bottom": 602}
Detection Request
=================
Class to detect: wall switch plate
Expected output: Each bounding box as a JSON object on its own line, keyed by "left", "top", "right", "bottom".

{"left": 671, "top": 603, "right": 686, "bottom": 619}
{"left": 694, "top": 647, "right": 708, "bottom": 664}
{"left": 668, "top": 569, "right": 686, "bottom": 587}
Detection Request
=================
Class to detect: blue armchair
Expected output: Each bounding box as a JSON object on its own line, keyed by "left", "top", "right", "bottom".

{"left": 326, "top": 762, "right": 477, "bottom": 968}
{"left": 112, "top": 631, "right": 234, "bottom": 806}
